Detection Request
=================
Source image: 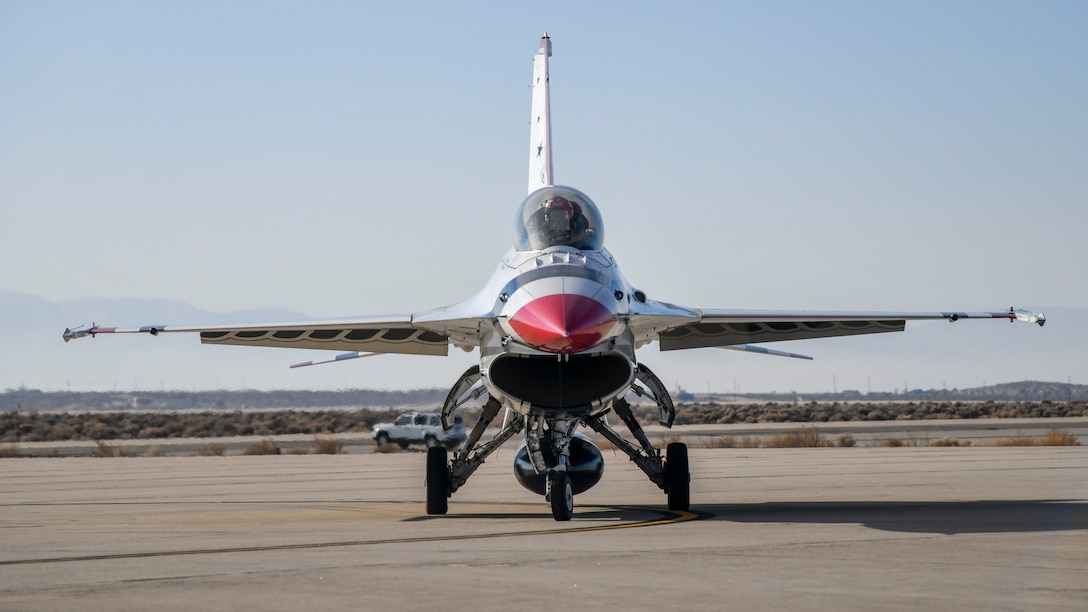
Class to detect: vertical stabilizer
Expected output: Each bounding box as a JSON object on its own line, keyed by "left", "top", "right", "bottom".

{"left": 528, "top": 34, "right": 553, "bottom": 194}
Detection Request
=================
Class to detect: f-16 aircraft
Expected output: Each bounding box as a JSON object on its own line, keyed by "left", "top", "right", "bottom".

{"left": 64, "top": 35, "right": 1045, "bottom": 521}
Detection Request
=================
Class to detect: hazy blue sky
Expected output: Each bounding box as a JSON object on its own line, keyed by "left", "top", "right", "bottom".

{"left": 2, "top": 1, "right": 1085, "bottom": 393}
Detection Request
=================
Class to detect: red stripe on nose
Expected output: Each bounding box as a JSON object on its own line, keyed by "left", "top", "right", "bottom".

{"left": 509, "top": 294, "right": 616, "bottom": 354}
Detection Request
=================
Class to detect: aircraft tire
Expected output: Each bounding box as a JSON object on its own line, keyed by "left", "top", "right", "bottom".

{"left": 666, "top": 442, "right": 690, "bottom": 511}
{"left": 426, "top": 446, "right": 449, "bottom": 515}
{"left": 549, "top": 471, "right": 573, "bottom": 522}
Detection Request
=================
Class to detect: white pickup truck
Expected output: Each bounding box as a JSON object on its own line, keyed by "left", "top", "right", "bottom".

{"left": 372, "top": 412, "right": 466, "bottom": 449}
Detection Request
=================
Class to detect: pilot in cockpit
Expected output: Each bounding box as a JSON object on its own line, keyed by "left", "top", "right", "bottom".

{"left": 516, "top": 186, "right": 604, "bottom": 251}
{"left": 534, "top": 195, "right": 591, "bottom": 247}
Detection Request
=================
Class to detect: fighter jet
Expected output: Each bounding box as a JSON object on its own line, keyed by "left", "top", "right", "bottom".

{"left": 64, "top": 35, "right": 1045, "bottom": 521}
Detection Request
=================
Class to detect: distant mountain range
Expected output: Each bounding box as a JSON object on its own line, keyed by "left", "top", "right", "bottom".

{"left": 1, "top": 290, "right": 340, "bottom": 392}
{"left": 0, "top": 290, "right": 307, "bottom": 331}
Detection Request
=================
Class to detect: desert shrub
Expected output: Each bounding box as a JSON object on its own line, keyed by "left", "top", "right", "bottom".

{"left": 159, "top": 421, "right": 185, "bottom": 437}
{"left": 738, "top": 435, "right": 763, "bottom": 448}
{"left": 314, "top": 436, "right": 344, "bottom": 455}
{"left": 981, "top": 436, "right": 1033, "bottom": 446}
{"left": 0, "top": 445, "right": 19, "bottom": 458}
{"left": 198, "top": 444, "right": 226, "bottom": 456}
{"left": 767, "top": 426, "right": 829, "bottom": 448}
{"left": 983, "top": 428, "right": 1080, "bottom": 447}
{"left": 701, "top": 434, "right": 765, "bottom": 448}
{"left": 929, "top": 437, "right": 960, "bottom": 447}
{"left": 209, "top": 417, "right": 237, "bottom": 437}
{"left": 243, "top": 439, "right": 281, "bottom": 455}
{"left": 836, "top": 433, "right": 856, "bottom": 447}
{"left": 706, "top": 436, "right": 737, "bottom": 448}
{"left": 6, "top": 401, "right": 1083, "bottom": 445}
{"left": 1041, "top": 428, "right": 1080, "bottom": 446}
{"left": 881, "top": 438, "right": 903, "bottom": 447}
{"left": 49, "top": 423, "right": 76, "bottom": 440}
{"left": 90, "top": 441, "right": 119, "bottom": 457}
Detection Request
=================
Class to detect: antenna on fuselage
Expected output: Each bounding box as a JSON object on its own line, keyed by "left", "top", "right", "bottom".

{"left": 528, "top": 33, "right": 553, "bottom": 194}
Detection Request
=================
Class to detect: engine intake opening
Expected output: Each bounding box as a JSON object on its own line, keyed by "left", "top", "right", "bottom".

{"left": 488, "top": 352, "right": 632, "bottom": 411}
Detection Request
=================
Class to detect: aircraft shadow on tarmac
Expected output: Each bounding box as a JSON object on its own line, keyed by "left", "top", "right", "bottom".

{"left": 698, "top": 500, "right": 1088, "bottom": 535}
{"left": 403, "top": 507, "right": 658, "bottom": 523}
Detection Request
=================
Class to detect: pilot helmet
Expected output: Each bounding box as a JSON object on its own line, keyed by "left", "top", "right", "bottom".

{"left": 541, "top": 195, "right": 581, "bottom": 235}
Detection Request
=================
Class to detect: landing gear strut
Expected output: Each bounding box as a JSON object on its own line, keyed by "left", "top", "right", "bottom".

{"left": 426, "top": 367, "right": 524, "bottom": 516}
{"left": 524, "top": 415, "right": 580, "bottom": 521}
{"left": 587, "top": 385, "right": 687, "bottom": 509}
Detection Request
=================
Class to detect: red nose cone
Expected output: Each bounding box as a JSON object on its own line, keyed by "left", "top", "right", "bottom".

{"left": 509, "top": 294, "right": 616, "bottom": 353}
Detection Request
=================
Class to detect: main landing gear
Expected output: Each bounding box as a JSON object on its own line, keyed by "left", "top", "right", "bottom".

{"left": 584, "top": 396, "right": 690, "bottom": 513}
{"left": 425, "top": 363, "right": 690, "bottom": 521}
{"left": 665, "top": 442, "right": 690, "bottom": 511}
{"left": 425, "top": 446, "right": 449, "bottom": 515}
{"left": 425, "top": 366, "right": 526, "bottom": 517}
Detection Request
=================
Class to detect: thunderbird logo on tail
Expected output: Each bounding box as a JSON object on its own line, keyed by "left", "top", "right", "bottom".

{"left": 64, "top": 35, "right": 1045, "bottom": 521}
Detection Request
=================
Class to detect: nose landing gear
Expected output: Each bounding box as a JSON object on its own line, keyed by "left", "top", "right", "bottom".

{"left": 547, "top": 471, "right": 574, "bottom": 521}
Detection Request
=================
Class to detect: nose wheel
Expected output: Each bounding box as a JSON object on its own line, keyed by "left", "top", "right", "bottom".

{"left": 548, "top": 471, "right": 574, "bottom": 521}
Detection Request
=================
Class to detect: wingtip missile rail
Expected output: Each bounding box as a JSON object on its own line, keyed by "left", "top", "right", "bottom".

{"left": 940, "top": 308, "right": 1046, "bottom": 326}
{"left": 1012, "top": 308, "right": 1046, "bottom": 326}
{"left": 62, "top": 324, "right": 100, "bottom": 342}
{"left": 62, "top": 323, "right": 169, "bottom": 342}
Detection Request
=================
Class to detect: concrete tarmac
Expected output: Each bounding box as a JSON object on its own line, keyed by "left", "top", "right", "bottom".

{"left": 2, "top": 445, "right": 1086, "bottom": 610}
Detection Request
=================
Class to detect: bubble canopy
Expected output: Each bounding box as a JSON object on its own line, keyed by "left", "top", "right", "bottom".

{"left": 514, "top": 186, "right": 605, "bottom": 251}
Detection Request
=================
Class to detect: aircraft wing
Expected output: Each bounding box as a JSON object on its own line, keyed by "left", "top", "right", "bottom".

{"left": 628, "top": 301, "right": 1045, "bottom": 351}
{"left": 62, "top": 309, "right": 490, "bottom": 356}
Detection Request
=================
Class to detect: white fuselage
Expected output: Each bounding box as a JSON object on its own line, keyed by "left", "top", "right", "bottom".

{"left": 472, "top": 243, "right": 639, "bottom": 417}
